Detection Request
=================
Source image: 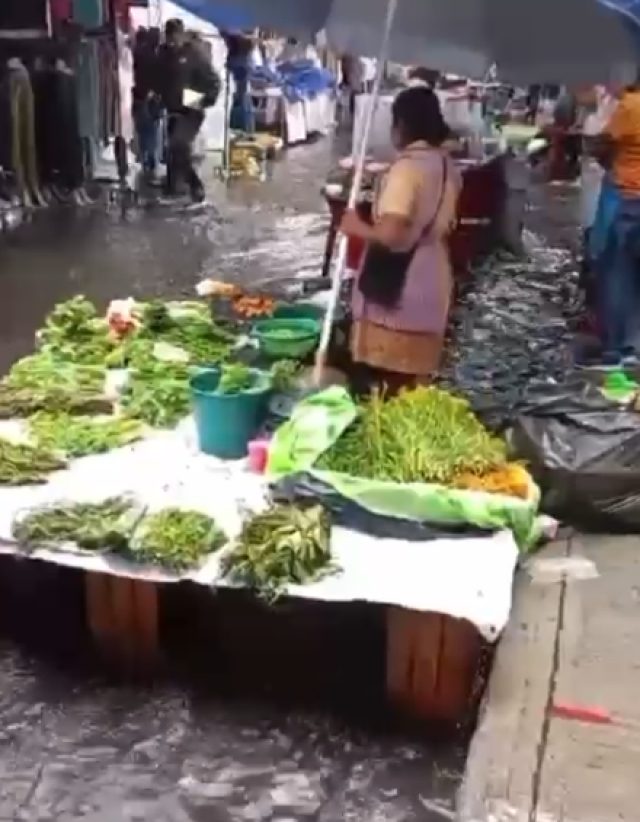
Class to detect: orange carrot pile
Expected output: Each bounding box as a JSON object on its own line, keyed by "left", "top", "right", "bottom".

{"left": 232, "top": 295, "right": 276, "bottom": 318}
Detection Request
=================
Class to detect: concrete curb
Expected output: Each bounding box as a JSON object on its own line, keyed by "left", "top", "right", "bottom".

{"left": 456, "top": 541, "right": 569, "bottom": 822}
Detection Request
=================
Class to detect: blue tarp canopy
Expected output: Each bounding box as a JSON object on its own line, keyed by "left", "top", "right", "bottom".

{"left": 163, "top": 0, "right": 258, "bottom": 31}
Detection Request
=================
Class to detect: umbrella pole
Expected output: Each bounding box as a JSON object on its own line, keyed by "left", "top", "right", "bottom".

{"left": 314, "top": 0, "right": 399, "bottom": 384}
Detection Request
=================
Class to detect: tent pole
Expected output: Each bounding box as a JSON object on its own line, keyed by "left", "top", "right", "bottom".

{"left": 314, "top": 0, "right": 399, "bottom": 381}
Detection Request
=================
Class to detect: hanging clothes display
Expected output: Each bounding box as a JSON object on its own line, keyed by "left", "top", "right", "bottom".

{"left": 33, "top": 59, "right": 86, "bottom": 196}
{"left": 5, "top": 58, "right": 42, "bottom": 206}
{"left": 0, "top": 0, "right": 134, "bottom": 211}
{"left": 72, "top": 0, "right": 103, "bottom": 29}
{"left": 74, "top": 40, "right": 101, "bottom": 173}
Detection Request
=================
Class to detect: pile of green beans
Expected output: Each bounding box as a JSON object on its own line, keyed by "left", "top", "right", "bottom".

{"left": 318, "top": 386, "right": 507, "bottom": 485}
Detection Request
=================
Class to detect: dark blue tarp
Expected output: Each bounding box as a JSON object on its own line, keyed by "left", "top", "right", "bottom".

{"left": 165, "top": 0, "right": 255, "bottom": 31}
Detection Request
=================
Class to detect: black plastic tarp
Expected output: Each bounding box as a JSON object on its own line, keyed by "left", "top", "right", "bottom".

{"left": 510, "top": 381, "right": 640, "bottom": 532}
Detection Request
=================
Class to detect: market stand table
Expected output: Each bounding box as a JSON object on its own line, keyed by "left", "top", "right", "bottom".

{"left": 0, "top": 426, "right": 518, "bottom": 728}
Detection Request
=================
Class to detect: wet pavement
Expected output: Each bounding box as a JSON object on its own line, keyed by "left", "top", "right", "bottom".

{"left": 0, "top": 138, "right": 473, "bottom": 821}
{"left": 0, "top": 138, "right": 333, "bottom": 375}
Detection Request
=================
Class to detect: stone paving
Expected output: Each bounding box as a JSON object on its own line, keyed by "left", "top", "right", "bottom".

{"left": 458, "top": 533, "right": 640, "bottom": 821}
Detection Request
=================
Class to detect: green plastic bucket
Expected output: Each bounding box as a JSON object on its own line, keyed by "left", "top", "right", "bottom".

{"left": 190, "top": 368, "right": 271, "bottom": 460}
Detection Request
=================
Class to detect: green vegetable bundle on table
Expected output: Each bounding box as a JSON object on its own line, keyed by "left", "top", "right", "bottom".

{"left": 128, "top": 507, "right": 226, "bottom": 570}
{"left": 316, "top": 387, "right": 527, "bottom": 498}
{"left": 12, "top": 497, "right": 137, "bottom": 552}
{"left": 28, "top": 412, "right": 143, "bottom": 458}
{"left": 0, "top": 438, "right": 66, "bottom": 485}
{"left": 220, "top": 503, "right": 335, "bottom": 601}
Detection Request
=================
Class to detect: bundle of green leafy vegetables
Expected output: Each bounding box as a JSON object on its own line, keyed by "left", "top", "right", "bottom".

{"left": 12, "top": 497, "right": 137, "bottom": 552}
{"left": 0, "top": 438, "right": 66, "bottom": 485}
{"left": 37, "top": 296, "right": 115, "bottom": 365}
{"left": 128, "top": 507, "right": 225, "bottom": 570}
{"left": 121, "top": 361, "right": 195, "bottom": 428}
{"left": 0, "top": 351, "right": 110, "bottom": 418}
{"left": 220, "top": 504, "right": 335, "bottom": 601}
{"left": 28, "top": 412, "right": 143, "bottom": 458}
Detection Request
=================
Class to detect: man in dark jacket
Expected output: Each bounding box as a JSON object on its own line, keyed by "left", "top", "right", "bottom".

{"left": 133, "top": 27, "right": 162, "bottom": 179}
{"left": 156, "top": 18, "right": 220, "bottom": 202}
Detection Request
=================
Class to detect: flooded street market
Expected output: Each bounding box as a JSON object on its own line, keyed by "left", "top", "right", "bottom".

{"left": 0, "top": 137, "right": 486, "bottom": 822}
{"left": 3, "top": 6, "right": 640, "bottom": 818}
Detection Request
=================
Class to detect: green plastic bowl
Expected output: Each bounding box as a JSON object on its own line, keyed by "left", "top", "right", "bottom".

{"left": 273, "top": 303, "right": 325, "bottom": 322}
{"left": 253, "top": 318, "right": 320, "bottom": 359}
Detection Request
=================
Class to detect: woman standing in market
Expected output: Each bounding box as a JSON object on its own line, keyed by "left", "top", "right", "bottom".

{"left": 587, "top": 76, "right": 640, "bottom": 367}
{"left": 339, "top": 86, "right": 461, "bottom": 393}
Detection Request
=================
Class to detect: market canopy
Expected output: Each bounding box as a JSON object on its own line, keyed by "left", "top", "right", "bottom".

{"left": 173, "top": 0, "right": 640, "bottom": 84}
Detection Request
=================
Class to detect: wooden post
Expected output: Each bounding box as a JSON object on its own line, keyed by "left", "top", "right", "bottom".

{"left": 386, "top": 607, "right": 483, "bottom": 725}
{"left": 85, "top": 572, "right": 160, "bottom": 672}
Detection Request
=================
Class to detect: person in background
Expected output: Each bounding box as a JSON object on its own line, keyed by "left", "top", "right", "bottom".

{"left": 577, "top": 86, "right": 618, "bottom": 335}
{"left": 221, "top": 29, "right": 255, "bottom": 133}
{"left": 132, "top": 26, "right": 162, "bottom": 181}
{"left": 407, "top": 67, "right": 440, "bottom": 90}
{"left": 156, "top": 18, "right": 220, "bottom": 202}
{"left": 525, "top": 84, "right": 541, "bottom": 123}
{"left": 340, "top": 53, "right": 364, "bottom": 118}
{"left": 552, "top": 87, "right": 582, "bottom": 177}
{"left": 587, "top": 76, "right": 640, "bottom": 367}
{"left": 339, "top": 86, "right": 461, "bottom": 393}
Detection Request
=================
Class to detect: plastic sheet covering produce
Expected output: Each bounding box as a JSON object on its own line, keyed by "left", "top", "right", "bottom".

{"left": 267, "top": 387, "right": 540, "bottom": 550}
{"left": 510, "top": 380, "right": 640, "bottom": 532}
{"left": 438, "top": 236, "right": 582, "bottom": 431}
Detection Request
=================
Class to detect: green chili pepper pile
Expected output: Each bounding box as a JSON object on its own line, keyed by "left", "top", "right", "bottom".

{"left": 0, "top": 438, "right": 66, "bottom": 485}
{"left": 28, "top": 412, "right": 143, "bottom": 458}
{"left": 12, "top": 497, "right": 135, "bottom": 552}
{"left": 220, "top": 504, "right": 334, "bottom": 601}
{"left": 317, "top": 386, "right": 507, "bottom": 485}
{"left": 128, "top": 508, "right": 225, "bottom": 570}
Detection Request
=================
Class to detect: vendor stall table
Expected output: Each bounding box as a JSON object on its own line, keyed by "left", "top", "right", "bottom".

{"left": 0, "top": 540, "right": 491, "bottom": 726}
{"left": 251, "top": 89, "right": 335, "bottom": 146}
{"left": 321, "top": 155, "right": 506, "bottom": 280}
{"left": 0, "top": 414, "right": 516, "bottom": 727}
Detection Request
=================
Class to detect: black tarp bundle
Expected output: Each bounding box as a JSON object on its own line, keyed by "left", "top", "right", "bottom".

{"left": 510, "top": 381, "right": 640, "bottom": 533}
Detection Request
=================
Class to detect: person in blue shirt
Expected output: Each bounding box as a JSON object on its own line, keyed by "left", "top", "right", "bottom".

{"left": 221, "top": 30, "right": 255, "bottom": 133}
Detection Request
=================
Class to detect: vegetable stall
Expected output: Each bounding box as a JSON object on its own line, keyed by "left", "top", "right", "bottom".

{"left": 0, "top": 289, "right": 540, "bottom": 724}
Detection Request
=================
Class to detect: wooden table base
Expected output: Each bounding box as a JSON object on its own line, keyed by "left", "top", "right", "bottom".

{"left": 386, "top": 607, "right": 484, "bottom": 725}
{"left": 85, "top": 572, "right": 159, "bottom": 672}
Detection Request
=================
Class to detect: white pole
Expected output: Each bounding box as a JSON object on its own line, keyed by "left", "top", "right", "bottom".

{"left": 314, "top": 0, "right": 399, "bottom": 382}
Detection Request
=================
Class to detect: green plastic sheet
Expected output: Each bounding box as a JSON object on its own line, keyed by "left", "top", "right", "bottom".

{"left": 267, "top": 387, "right": 541, "bottom": 550}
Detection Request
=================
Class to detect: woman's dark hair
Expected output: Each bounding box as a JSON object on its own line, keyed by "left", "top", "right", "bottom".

{"left": 392, "top": 86, "right": 450, "bottom": 147}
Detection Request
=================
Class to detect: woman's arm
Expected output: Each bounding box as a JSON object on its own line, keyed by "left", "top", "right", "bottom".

{"left": 340, "top": 160, "right": 417, "bottom": 250}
